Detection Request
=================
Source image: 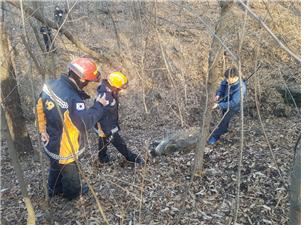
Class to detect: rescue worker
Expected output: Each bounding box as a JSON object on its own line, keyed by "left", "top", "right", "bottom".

{"left": 36, "top": 57, "right": 110, "bottom": 200}
{"left": 208, "top": 67, "right": 247, "bottom": 144}
{"left": 40, "top": 26, "right": 53, "bottom": 52}
{"left": 94, "top": 72, "right": 145, "bottom": 166}
{"left": 54, "top": 5, "right": 64, "bottom": 27}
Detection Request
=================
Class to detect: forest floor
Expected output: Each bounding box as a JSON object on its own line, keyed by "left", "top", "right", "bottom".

{"left": 0, "top": 104, "right": 300, "bottom": 225}
{"left": 0, "top": 1, "right": 301, "bottom": 225}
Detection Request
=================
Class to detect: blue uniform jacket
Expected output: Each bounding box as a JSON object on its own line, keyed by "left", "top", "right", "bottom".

{"left": 36, "top": 75, "right": 107, "bottom": 164}
{"left": 216, "top": 79, "right": 246, "bottom": 112}
{"left": 94, "top": 80, "right": 120, "bottom": 137}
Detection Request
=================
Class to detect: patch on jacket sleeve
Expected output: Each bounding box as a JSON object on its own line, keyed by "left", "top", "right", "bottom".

{"left": 76, "top": 102, "right": 85, "bottom": 110}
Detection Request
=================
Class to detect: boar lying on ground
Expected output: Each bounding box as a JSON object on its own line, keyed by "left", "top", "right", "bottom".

{"left": 150, "top": 127, "right": 199, "bottom": 156}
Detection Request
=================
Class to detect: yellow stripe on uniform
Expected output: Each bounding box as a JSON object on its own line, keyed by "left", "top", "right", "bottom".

{"left": 36, "top": 98, "right": 47, "bottom": 133}
{"left": 59, "top": 111, "right": 80, "bottom": 164}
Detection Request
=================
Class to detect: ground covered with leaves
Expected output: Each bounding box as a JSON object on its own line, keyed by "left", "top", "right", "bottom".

{"left": 1, "top": 106, "right": 299, "bottom": 224}
{"left": 0, "top": 0, "right": 300, "bottom": 225}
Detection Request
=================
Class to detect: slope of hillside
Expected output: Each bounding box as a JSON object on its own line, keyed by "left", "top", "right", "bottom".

{"left": 0, "top": 1, "right": 300, "bottom": 225}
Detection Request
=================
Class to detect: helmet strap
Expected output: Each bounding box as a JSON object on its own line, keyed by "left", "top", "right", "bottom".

{"left": 68, "top": 71, "right": 89, "bottom": 90}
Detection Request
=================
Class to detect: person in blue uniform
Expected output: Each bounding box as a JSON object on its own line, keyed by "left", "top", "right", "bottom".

{"left": 36, "top": 57, "right": 110, "bottom": 200}
{"left": 94, "top": 72, "right": 145, "bottom": 166}
{"left": 208, "top": 67, "right": 247, "bottom": 144}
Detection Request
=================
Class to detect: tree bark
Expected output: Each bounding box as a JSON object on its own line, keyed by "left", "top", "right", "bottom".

{"left": 289, "top": 135, "right": 301, "bottom": 224}
{"left": 1, "top": 105, "right": 36, "bottom": 224}
{"left": 192, "top": 1, "right": 235, "bottom": 176}
{"left": 0, "top": 21, "right": 33, "bottom": 154}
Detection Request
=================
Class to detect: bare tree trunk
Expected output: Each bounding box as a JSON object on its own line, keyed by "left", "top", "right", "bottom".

{"left": 1, "top": 105, "right": 36, "bottom": 224}
{"left": 0, "top": 21, "right": 33, "bottom": 154}
{"left": 289, "top": 135, "right": 301, "bottom": 224}
{"left": 193, "top": 1, "right": 234, "bottom": 176}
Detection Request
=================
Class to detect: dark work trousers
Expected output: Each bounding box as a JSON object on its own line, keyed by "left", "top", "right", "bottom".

{"left": 212, "top": 109, "right": 238, "bottom": 139}
{"left": 48, "top": 158, "right": 81, "bottom": 200}
{"left": 98, "top": 133, "right": 138, "bottom": 162}
{"left": 42, "top": 34, "right": 50, "bottom": 51}
{"left": 42, "top": 34, "right": 55, "bottom": 52}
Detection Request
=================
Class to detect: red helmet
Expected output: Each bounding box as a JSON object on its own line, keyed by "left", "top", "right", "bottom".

{"left": 68, "top": 58, "right": 100, "bottom": 81}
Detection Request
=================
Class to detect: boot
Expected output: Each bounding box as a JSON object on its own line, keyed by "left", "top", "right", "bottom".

{"left": 48, "top": 188, "right": 63, "bottom": 198}
{"left": 111, "top": 133, "right": 145, "bottom": 166}
{"left": 127, "top": 153, "right": 146, "bottom": 166}
{"left": 98, "top": 137, "right": 113, "bottom": 163}
{"left": 99, "top": 153, "right": 114, "bottom": 163}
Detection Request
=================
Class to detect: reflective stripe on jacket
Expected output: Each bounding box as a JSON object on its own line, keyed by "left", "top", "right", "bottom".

{"left": 36, "top": 75, "right": 106, "bottom": 164}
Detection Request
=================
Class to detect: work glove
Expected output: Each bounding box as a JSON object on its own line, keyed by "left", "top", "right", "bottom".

{"left": 212, "top": 103, "right": 219, "bottom": 110}
{"left": 96, "top": 93, "right": 109, "bottom": 106}
{"left": 41, "top": 132, "right": 50, "bottom": 146}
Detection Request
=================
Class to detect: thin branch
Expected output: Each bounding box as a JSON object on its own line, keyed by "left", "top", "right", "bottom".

{"left": 278, "top": 69, "right": 300, "bottom": 116}
{"left": 1, "top": 106, "right": 36, "bottom": 224}
{"left": 237, "top": 0, "right": 300, "bottom": 62}
{"left": 138, "top": 143, "right": 149, "bottom": 224}
{"left": 171, "top": 1, "right": 238, "bottom": 62}
{"left": 48, "top": 0, "right": 79, "bottom": 53}
{"left": 45, "top": 88, "right": 109, "bottom": 224}
{"left": 20, "top": 35, "right": 45, "bottom": 77}
{"left": 7, "top": 0, "right": 114, "bottom": 66}
{"left": 106, "top": 2, "right": 121, "bottom": 53}
{"left": 253, "top": 48, "right": 283, "bottom": 179}
{"left": 233, "top": 0, "right": 248, "bottom": 222}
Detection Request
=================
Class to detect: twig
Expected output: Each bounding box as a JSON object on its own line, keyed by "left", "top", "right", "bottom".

{"left": 7, "top": 0, "right": 114, "bottom": 66}
{"left": 49, "top": 0, "right": 79, "bottom": 53}
{"left": 253, "top": 49, "right": 283, "bottom": 179}
{"left": 237, "top": 0, "right": 300, "bottom": 62}
{"left": 233, "top": 0, "right": 248, "bottom": 221}
{"left": 278, "top": 69, "right": 300, "bottom": 116}
{"left": 155, "top": 29, "right": 184, "bottom": 127}
{"left": 20, "top": 35, "right": 45, "bottom": 77}
{"left": 138, "top": 143, "right": 149, "bottom": 224}
{"left": 46, "top": 88, "right": 109, "bottom": 224}
{"left": 28, "top": 18, "right": 45, "bottom": 53}
{"left": 106, "top": 2, "right": 121, "bottom": 53}
{"left": 1, "top": 105, "right": 36, "bottom": 225}
{"left": 119, "top": 33, "right": 149, "bottom": 114}
{"left": 171, "top": 1, "right": 238, "bottom": 62}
